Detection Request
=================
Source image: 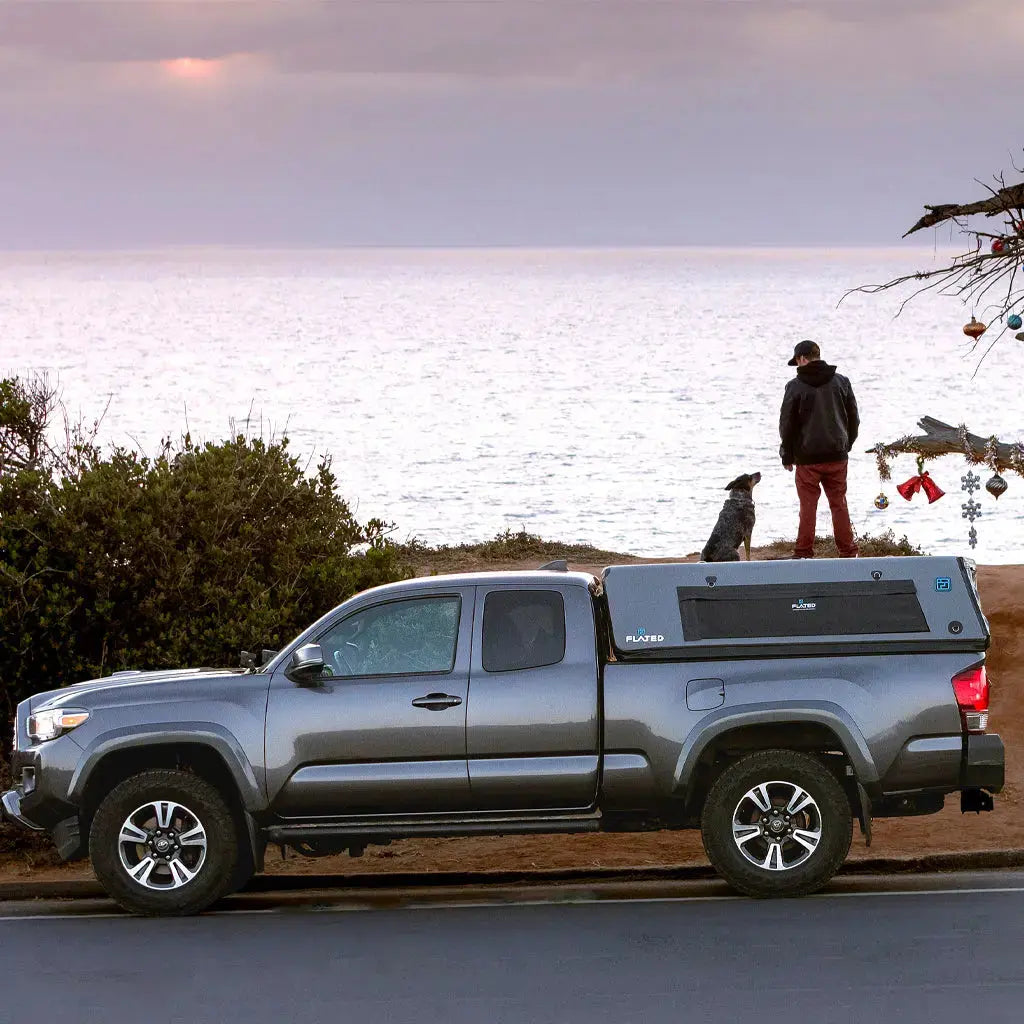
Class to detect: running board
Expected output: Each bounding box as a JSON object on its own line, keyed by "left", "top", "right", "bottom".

{"left": 265, "top": 813, "right": 601, "bottom": 843}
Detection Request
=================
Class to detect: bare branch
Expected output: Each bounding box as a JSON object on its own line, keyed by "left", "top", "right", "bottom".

{"left": 903, "top": 181, "right": 1024, "bottom": 236}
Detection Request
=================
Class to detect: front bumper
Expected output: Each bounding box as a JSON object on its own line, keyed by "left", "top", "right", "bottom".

{"left": 0, "top": 788, "right": 45, "bottom": 831}
{"left": 3, "top": 730, "right": 87, "bottom": 858}
{"left": 5, "top": 733, "right": 82, "bottom": 830}
{"left": 1, "top": 787, "right": 83, "bottom": 859}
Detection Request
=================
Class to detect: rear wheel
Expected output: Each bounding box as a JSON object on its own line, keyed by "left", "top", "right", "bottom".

{"left": 89, "top": 770, "right": 239, "bottom": 916}
{"left": 700, "top": 749, "right": 852, "bottom": 898}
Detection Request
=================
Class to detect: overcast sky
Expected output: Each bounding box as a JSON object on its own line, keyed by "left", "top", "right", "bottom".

{"left": 1, "top": 0, "right": 1022, "bottom": 247}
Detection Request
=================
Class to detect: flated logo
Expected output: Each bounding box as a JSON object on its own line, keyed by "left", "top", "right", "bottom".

{"left": 791, "top": 598, "right": 817, "bottom": 612}
{"left": 625, "top": 626, "right": 665, "bottom": 644}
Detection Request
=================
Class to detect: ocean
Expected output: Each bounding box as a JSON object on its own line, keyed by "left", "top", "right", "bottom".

{"left": 2, "top": 247, "right": 1022, "bottom": 563}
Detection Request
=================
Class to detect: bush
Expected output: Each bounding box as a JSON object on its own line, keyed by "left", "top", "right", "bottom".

{"left": 398, "top": 528, "right": 626, "bottom": 575}
{"left": 0, "top": 376, "right": 412, "bottom": 754}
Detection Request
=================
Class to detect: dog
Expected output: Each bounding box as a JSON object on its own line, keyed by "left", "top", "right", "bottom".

{"left": 700, "top": 472, "right": 761, "bottom": 562}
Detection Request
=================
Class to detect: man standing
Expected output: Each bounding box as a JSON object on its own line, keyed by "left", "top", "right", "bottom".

{"left": 779, "top": 340, "right": 860, "bottom": 559}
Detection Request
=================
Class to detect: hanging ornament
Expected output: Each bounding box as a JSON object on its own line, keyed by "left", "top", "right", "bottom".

{"left": 1016, "top": 331, "right": 1024, "bottom": 342}
{"left": 962, "top": 498, "right": 982, "bottom": 548}
{"left": 992, "top": 238, "right": 1007, "bottom": 254}
{"left": 874, "top": 492, "right": 890, "bottom": 510}
{"left": 963, "top": 316, "right": 987, "bottom": 340}
{"left": 961, "top": 470, "right": 982, "bottom": 549}
{"left": 985, "top": 473, "right": 1008, "bottom": 499}
{"left": 897, "top": 456, "right": 945, "bottom": 503}
{"left": 981, "top": 435, "right": 1007, "bottom": 499}
{"left": 1007, "top": 313, "right": 1023, "bottom": 330}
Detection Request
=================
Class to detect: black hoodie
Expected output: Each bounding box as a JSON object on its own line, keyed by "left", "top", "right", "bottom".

{"left": 779, "top": 361, "right": 859, "bottom": 466}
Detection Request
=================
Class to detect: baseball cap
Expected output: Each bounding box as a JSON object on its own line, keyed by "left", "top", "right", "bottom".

{"left": 787, "top": 339, "right": 820, "bottom": 366}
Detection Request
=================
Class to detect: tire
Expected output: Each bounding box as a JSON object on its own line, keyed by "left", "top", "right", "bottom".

{"left": 700, "top": 749, "right": 852, "bottom": 898}
{"left": 89, "top": 769, "right": 240, "bottom": 916}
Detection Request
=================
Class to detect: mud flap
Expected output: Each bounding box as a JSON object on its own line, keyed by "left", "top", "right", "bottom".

{"left": 242, "top": 808, "right": 265, "bottom": 872}
{"left": 961, "top": 788, "right": 994, "bottom": 814}
{"left": 856, "top": 781, "right": 872, "bottom": 847}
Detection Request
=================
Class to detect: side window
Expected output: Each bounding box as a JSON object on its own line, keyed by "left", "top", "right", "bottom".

{"left": 482, "top": 590, "right": 566, "bottom": 673}
{"left": 317, "top": 596, "right": 461, "bottom": 678}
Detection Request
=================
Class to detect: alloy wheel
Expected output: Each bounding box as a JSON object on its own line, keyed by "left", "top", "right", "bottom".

{"left": 731, "top": 780, "right": 823, "bottom": 871}
{"left": 117, "top": 800, "right": 208, "bottom": 890}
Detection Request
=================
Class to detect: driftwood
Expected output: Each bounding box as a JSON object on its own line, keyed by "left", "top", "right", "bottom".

{"left": 903, "top": 181, "right": 1024, "bottom": 237}
{"left": 869, "top": 416, "right": 1024, "bottom": 478}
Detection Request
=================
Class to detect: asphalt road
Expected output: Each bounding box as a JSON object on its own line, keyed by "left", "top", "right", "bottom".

{"left": 2, "top": 874, "right": 1023, "bottom": 1024}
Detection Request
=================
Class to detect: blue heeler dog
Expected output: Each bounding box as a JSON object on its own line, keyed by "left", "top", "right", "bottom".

{"left": 700, "top": 472, "right": 762, "bottom": 562}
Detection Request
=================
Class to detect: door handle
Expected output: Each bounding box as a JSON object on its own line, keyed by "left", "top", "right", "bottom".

{"left": 411, "top": 693, "right": 463, "bottom": 710}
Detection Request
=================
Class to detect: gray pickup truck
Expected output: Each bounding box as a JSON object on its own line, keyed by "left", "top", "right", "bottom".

{"left": 1, "top": 555, "right": 1004, "bottom": 915}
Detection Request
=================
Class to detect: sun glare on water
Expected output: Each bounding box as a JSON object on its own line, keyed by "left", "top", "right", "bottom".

{"left": 162, "top": 58, "right": 220, "bottom": 81}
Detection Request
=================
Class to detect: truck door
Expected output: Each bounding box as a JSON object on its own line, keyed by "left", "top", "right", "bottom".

{"left": 265, "top": 587, "right": 474, "bottom": 818}
{"left": 466, "top": 582, "right": 600, "bottom": 810}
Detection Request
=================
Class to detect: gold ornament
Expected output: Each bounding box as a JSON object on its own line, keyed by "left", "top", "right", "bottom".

{"left": 963, "top": 316, "right": 987, "bottom": 340}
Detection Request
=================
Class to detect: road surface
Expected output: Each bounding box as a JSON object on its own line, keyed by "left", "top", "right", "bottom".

{"left": 2, "top": 872, "right": 1022, "bottom": 1024}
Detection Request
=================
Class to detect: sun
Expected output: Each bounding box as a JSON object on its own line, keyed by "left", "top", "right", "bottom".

{"left": 162, "top": 58, "right": 220, "bottom": 81}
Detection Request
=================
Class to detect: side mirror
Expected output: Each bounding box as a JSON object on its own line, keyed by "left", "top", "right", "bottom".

{"left": 287, "top": 643, "right": 325, "bottom": 682}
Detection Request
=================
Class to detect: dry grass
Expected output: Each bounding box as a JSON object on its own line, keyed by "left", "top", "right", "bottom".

{"left": 756, "top": 529, "right": 927, "bottom": 560}
{"left": 399, "top": 527, "right": 926, "bottom": 576}
{"left": 397, "top": 529, "right": 627, "bottom": 576}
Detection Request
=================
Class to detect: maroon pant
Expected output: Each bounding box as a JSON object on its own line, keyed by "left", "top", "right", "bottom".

{"left": 794, "top": 461, "right": 859, "bottom": 558}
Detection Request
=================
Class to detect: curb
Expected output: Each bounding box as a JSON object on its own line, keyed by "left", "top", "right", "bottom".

{"left": 2, "top": 849, "right": 1023, "bottom": 902}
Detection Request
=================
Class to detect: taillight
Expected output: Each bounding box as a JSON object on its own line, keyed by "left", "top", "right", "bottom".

{"left": 952, "top": 664, "right": 989, "bottom": 733}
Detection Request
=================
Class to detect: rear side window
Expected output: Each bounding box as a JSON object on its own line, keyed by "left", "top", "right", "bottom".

{"left": 482, "top": 590, "right": 566, "bottom": 673}
{"left": 677, "top": 580, "right": 929, "bottom": 641}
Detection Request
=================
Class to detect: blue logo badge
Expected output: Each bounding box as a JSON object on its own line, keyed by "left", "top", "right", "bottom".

{"left": 935, "top": 577, "right": 952, "bottom": 592}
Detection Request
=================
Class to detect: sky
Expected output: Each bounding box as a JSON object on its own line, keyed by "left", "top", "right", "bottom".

{"left": 1, "top": 0, "right": 1023, "bottom": 248}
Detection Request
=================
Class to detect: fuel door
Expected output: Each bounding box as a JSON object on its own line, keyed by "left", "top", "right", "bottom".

{"left": 686, "top": 677, "right": 725, "bottom": 711}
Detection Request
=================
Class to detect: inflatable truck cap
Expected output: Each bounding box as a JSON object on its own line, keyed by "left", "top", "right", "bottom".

{"left": 600, "top": 556, "right": 988, "bottom": 661}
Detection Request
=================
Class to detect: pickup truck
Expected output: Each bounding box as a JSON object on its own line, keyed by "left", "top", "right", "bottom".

{"left": 1, "top": 555, "right": 1004, "bottom": 916}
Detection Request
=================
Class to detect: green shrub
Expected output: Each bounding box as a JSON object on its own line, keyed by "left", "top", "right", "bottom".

{"left": 0, "top": 376, "right": 412, "bottom": 753}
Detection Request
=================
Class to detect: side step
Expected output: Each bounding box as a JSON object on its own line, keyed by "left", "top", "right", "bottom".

{"left": 264, "top": 812, "right": 601, "bottom": 844}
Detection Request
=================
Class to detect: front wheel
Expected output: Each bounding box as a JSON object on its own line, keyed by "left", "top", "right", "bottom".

{"left": 700, "top": 749, "right": 852, "bottom": 898}
{"left": 89, "top": 770, "right": 239, "bottom": 916}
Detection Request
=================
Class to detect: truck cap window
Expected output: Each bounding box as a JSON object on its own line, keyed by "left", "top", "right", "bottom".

{"left": 677, "top": 580, "right": 929, "bottom": 641}
{"left": 317, "top": 596, "right": 461, "bottom": 677}
{"left": 482, "top": 590, "right": 566, "bottom": 673}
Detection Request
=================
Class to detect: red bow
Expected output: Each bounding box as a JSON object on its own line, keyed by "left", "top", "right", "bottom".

{"left": 897, "top": 471, "right": 944, "bottom": 503}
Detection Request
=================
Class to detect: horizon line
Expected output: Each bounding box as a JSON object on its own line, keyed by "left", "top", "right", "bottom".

{"left": 0, "top": 241, "right": 969, "bottom": 255}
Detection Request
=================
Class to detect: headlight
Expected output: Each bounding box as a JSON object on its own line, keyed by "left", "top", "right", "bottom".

{"left": 27, "top": 708, "right": 90, "bottom": 743}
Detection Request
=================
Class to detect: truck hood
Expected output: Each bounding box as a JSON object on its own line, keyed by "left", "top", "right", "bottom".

{"left": 31, "top": 667, "right": 251, "bottom": 712}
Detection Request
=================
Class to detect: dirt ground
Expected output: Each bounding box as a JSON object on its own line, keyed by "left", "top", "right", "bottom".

{"left": 1, "top": 556, "right": 1019, "bottom": 884}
